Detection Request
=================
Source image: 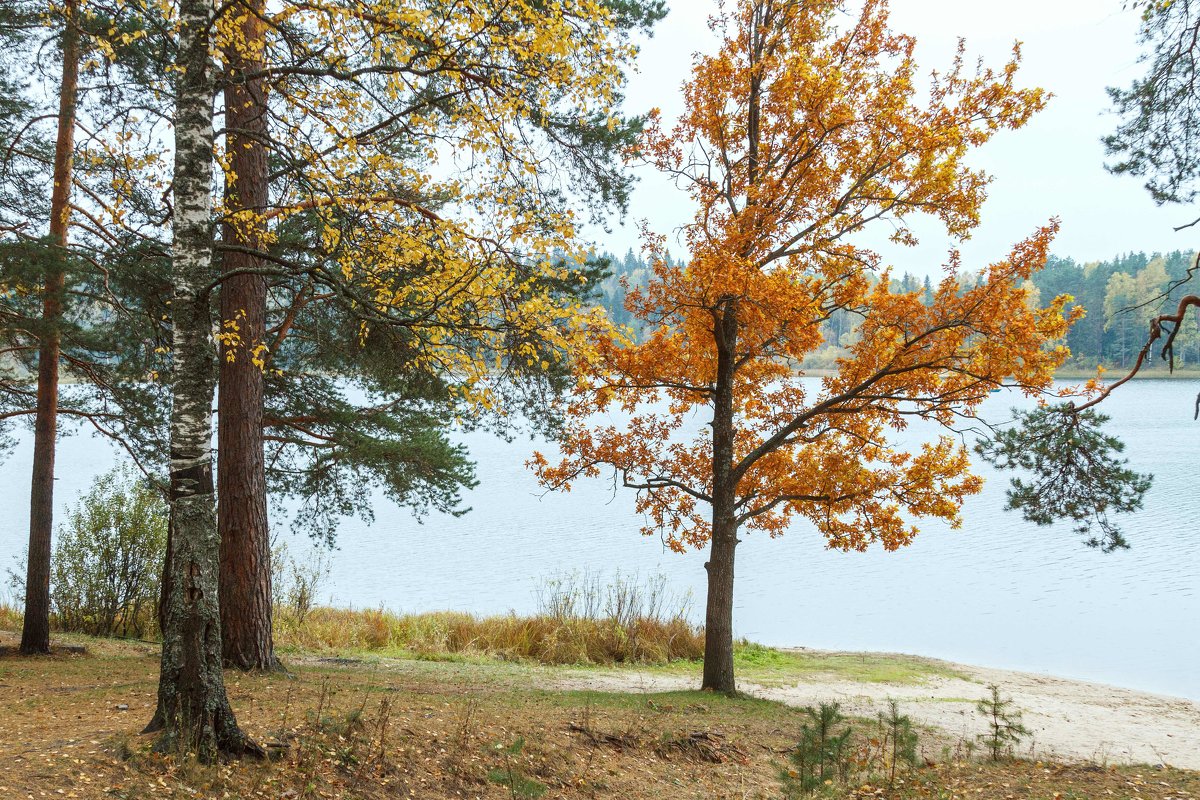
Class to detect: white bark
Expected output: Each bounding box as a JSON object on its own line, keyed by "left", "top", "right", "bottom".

{"left": 147, "top": 0, "right": 256, "bottom": 760}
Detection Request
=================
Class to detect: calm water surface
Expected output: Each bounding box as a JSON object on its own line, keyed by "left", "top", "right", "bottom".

{"left": 1, "top": 379, "right": 1197, "bottom": 699}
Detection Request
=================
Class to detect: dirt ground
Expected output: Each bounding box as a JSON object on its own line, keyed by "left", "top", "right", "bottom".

{"left": 564, "top": 649, "right": 1200, "bottom": 770}
{"left": 1, "top": 633, "right": 1198, "bottom": 799}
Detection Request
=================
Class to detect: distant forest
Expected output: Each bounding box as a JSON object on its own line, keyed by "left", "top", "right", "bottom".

{"left": 592, "top": 248, "right": 1200, "bottom": 370}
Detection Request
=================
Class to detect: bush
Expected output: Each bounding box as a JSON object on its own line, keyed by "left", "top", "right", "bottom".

{"left": 49, "top": 466, "right": 168, "bottom": 638}
{"left": 781, "top": 702, "right": 855, "bottom": 796}
{"left": 271, "top": 537, "right": 331, "bottom": 625}
{"left": 778, "top": 700, "right": 924, "bottom": 797}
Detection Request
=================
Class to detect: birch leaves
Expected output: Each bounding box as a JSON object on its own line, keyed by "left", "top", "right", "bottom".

{"left": 217, "top": 0, "right": 645, "bottom": 408}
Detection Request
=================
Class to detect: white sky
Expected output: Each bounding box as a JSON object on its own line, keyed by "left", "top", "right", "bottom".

{"left": 594, "top": 0, "right": 1195, "bottom": 276}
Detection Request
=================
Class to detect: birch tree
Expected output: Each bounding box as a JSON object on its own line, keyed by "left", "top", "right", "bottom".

{"left": 144, "top": 0, "right": 259, "bottom": 758}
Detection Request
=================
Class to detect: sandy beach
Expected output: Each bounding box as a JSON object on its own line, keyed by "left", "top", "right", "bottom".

{"left": 561, "top": 650, "right": 1200, "bottom": 769}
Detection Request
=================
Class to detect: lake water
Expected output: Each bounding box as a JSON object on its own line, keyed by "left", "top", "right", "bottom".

{"left": 1, "top": 379, "right": 1197, "bottom": 700}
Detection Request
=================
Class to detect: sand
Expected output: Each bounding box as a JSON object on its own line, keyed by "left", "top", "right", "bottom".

{"left": 559, "top": 651, "right": 1200, "bottom": 770}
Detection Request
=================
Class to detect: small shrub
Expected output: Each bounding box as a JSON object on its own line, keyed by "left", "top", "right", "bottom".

{"left": 877, "top": 699, "right": 919, "bottom": 788}
{"left": 778, "top": 700, "right": 925, "bottom": 797}
{"left": 8, "top": 467, "right": 168, "bottom": 639}
{"left": 271, "top": 538, "right": 330, "bottom": 625}
{"left": 534, "top": 569, "right": 693, "bottom": 628}
{"left": 976, "top": 684, "right": 1030, "bottom": 761}
{"left": 780, "top": 702, "right": 855, "bottom": 797}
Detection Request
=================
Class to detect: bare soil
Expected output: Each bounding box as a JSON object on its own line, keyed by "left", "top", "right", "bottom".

{"left": 1, "top": 632, "right": 1197, "bottom": 799}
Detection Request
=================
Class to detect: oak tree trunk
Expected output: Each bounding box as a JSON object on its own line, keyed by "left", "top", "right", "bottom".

{"left": 700, "top": 10, "right": 765, "bottom": 692}
{"left": 218, "top": 1, "right": 279, "bottom": 673}
{"left": 21, "top": 0, "right": 79, "bottom": 655}
{"left": 702, "top": 298, "right": 739, "bottom": 694}
{"left": 701, "top": 522, "right": 738, "bottom": 693}
{"left": 146, "top": 0, "right": 258, "bottom": 760}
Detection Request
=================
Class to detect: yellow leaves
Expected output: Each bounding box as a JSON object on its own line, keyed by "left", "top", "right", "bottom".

{"left": 312, "top": 189, "right": 605, "bottom": 413}
{"left": 215, "top": 310, "right": 273, "bottom": 371}
{"left": 250, "top": 343, "right": 269, "bottom": 370}
{"left": 216, "top": 314, "right": 243, "bottom": 362}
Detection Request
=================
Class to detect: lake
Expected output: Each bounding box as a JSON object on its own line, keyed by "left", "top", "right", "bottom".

{"left": 1, "top": 378, "right": 1197, "bottom": 700}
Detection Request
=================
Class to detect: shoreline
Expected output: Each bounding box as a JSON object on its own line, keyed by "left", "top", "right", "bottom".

{"left": 792, "top": 366, "right": 1200, "bottom": 380}
{"left": 560, "top": 647, "right": 1200, "bottom": 769}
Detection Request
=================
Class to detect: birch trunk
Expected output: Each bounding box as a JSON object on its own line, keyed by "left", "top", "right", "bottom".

{"left": 146, "top": 0, "right": 258, "bottom": 760}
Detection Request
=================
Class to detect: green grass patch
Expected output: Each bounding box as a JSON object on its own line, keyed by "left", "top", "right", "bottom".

{"left": 487, "top": 768, "right": 546, "bottom": 799}
{"left": 539, "top": 686, "right": 807, "bottom": 721}
{"left": 640, "top": 642, "right": 970, "bottom": 686}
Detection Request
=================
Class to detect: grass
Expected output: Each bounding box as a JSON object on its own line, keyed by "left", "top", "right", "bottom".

{"left": 0, "top": 602, "right": 21, "bottom": 632}
{"left": 275, "top": 610, "right": 962, "bottom": 688}
{"left": 0, "top": 630, "right": 1197, "bottom": 800}
{"left": 274, "top": 606, "right": 705, "bottom": 665}
{"left": 637, "top": 641, "right": 969, "bottom": 687}
{"left": 1, "top": 567, "right": 706, "bottom": 668}
{"left": 0, "top": 599, "right": 960, "bottom": 690}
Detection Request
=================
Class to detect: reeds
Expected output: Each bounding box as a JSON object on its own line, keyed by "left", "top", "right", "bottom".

{"left": 0, "top": 601, "right": 22, "bottom": 632}
{"left": 0, "top": 570, "right": 705, "bottom": 666}
{"left": 275, "top": 571, "right": 703, "bottom": 665}
{"left": 275, "top": 607, "right": 703, "bottom": 664}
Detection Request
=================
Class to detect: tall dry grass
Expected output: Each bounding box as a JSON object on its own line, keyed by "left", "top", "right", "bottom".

{"left": 275, "top": 607, "right": 704, "bottom": 664}
{"left": 275, "top": 570, "right": 704, "bottom": 665}
{"left": 2, "top": 569, "right": 706, "bottom": 666}
{"left": 0, "top": 601, "right": 22, "bottom": 632}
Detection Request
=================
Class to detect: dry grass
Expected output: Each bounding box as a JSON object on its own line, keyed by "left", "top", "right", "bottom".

{"left": 274, "top": 606, "right": 706, "bottom": 665}
{"left": 0, "top": 632, "right": 1197, "bottom": 800}
{"left": 3, "top": 564, "right": 706, "bottom": 667}
{"left": 272, "top": 570, "right": 706, "bottom": 666}
{"left": 0, "top": 602, "right": 22, "bottom": 632}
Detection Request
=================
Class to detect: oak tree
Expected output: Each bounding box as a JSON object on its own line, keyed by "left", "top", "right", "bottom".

{"left": 534, "top": 0, "right": 1073, "bottom": 693}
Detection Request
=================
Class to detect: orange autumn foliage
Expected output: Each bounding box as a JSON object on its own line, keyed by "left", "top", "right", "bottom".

{"left": 533, "top": 0, "right": 1079, "bottom": 557}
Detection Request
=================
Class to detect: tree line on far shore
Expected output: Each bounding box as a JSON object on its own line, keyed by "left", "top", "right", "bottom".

{"left": 595, "top": 247, "right": 1200, "bottom": 370}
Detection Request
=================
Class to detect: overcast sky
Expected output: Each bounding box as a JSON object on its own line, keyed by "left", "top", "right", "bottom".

{"left": 593, "top": 0, "right": 1194, "bottom": 277}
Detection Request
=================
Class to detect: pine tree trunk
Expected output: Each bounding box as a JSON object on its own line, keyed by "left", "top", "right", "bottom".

{"left": 218, "top": 1, "right": 279, "bottom": 673}
{"left": 702, "top": 298, "right": 739, "bottom": 694}
{"left": 20, "top": 0, "right": 79, "bottom": 656}
{"left": 146, "top": 0, "right": 259, "bottom": 760}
